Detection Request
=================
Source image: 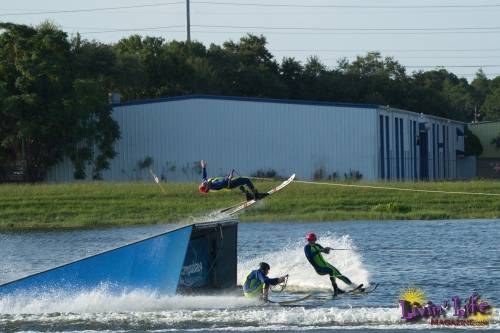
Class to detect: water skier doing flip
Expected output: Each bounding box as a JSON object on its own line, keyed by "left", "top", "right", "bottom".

{"left": 304, "top": 232, "right": 364, "bottom": 296}
{"left": 198, "top": 160, "right": 269, "bottom": 201}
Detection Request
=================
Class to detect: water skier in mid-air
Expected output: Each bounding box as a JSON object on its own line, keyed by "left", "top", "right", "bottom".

{"left": 243, "top": 262, "right": 288, "bottom": 301}
{"left": 304, "top": 232, "right": 364, "bottom": 296}
{"left": 198, "top": 160, "right": 268, "bottom": 201}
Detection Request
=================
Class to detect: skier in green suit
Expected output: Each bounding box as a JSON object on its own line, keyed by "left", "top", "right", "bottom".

{"left": 304, "top": 232, "right": 363, "bottom": 296}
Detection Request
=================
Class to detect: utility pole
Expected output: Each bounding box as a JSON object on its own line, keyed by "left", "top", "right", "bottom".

{"left": 186, "top": 0, "right": 191, "bottom": 43}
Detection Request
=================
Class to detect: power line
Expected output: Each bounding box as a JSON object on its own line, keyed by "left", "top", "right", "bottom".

{"left": 271, "top": 48, "right": 500, "bottom": 53}
{"left": 192, "top": 1, "right": 500, "bottom": 9}
{"left": 66, "top": 24, "right": 500, "bottom": 33}
{"left": 0, "top": 2, "right": 184, "bottom": 16}
{"left": 322, "top": 56, "right": 500, "bottom": 59}
{"left": 70, "top": 26, "right": 184, "bottom": 34}
{"left": 4, "top": 1, "right": 500, "bottom": 18}
{"left": 69, "top": 25, "right": 500, "bottom": 36}
{"left": 406, "top": 65, "right": 500, "bottom": 68}
{"left": 187, "top": 30, "right": 500, "bottom": 36}
{"left": 3, "top": 1, "right": 500, "bottom": 17}
{"left": 193, "top": 24, "right": 500, "bottom": 32}
{"left": 72, "top": 29, "right": 500, "bottom": 35}
{"left": 455, "top": 72, "right": 500, "bottom": 75}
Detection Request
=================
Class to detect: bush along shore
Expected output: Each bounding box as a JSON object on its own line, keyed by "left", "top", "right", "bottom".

{"left": 1, "top": 180, "right": 500, "bottom": 229}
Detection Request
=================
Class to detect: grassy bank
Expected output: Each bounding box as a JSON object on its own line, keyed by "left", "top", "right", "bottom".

{"left": 1, "top": 180, "right": 500, "bottom": 229}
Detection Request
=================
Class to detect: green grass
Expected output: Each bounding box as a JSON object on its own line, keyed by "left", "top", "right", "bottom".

{"left": 1, "top": 180, "right": 500, "bottom": 229}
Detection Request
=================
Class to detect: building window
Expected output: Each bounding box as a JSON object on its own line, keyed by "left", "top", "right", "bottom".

{"left": 386, "top": 116, "right": 390, "bottom": 179}
{"left": 413, "top": 120, "right": 417, "bottom": 180}
{"left": 445, "top": 125, "right": 448, "bottom": 179}
{"left": 437, "top": 125, "right": 440, "bottom": 179}
{"left": 395, "top": 117, "right": 400, "bottom": 180}
{"left": 400, "top": 118, "right": 404, "bottom": 180}
{"left": 443, "top": 125, "right": 446, "bottom": 179}
{"left": 432, "top": 124, "right": 436, "bottom": 180}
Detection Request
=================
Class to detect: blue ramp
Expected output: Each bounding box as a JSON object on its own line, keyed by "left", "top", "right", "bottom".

{"left": 0, "top": 225, "right": 192, "bottom": 295}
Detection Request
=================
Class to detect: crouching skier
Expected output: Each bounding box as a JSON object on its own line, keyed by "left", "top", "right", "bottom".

{"left": 243, "top": 262, "right": 287, "bottom": 301}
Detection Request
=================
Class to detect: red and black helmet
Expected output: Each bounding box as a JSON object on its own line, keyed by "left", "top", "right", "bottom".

{"left": 306, "top": 232, "right": 317, "bottom": 242}
{"left": 199, "top": 182, "right": 209, "bottom": 193}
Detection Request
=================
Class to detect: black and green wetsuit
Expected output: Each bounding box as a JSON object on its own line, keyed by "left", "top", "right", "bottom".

{"left": 304, "top": 243, "right": 353, "bottom": 286}
{"left": 202, "top": 168, "right": 255, "bottom": 191}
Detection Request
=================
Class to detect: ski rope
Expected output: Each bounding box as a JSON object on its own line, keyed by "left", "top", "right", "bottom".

{"left": 270, "top": 274, "right": 289, "bottom": 293}
{"left": 247, "top": 175, "right": 500, "bottom": 197}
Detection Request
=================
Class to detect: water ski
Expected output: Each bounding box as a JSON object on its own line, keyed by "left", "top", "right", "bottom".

{"left": 220, "top": 174, "right": 296, "bottom": 216}
{"left": 350, "top": 282, "right": 378, "bottom": 295}
{"left": 312, "top": 283, "right": 378, "bottom": 302}
{"left": 345, "top": 283, "right": 365, "bottom": 294}
{"left": 338, "top": 283, "right": 378, "bottom": 297}
{"left": 267, "top": 293, "right": 312, "bottom": 305}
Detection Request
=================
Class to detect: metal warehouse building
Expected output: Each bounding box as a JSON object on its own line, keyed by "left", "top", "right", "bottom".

{"left": 48, "top": 95, "right": 465, "bottom": 182}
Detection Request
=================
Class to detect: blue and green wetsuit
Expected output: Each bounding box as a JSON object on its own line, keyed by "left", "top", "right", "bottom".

{"left": 243, "top": 269, "right": 280, "bottom": 298}
{"left": 304, "top": 243, "right": 353, "bottom": 286}
{"left": 202, "top": 167, "right": 255, "bottom": 191}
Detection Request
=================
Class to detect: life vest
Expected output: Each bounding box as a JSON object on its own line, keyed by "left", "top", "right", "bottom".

{"left": 207, "top": 177, "right": 232, "bottom": 190}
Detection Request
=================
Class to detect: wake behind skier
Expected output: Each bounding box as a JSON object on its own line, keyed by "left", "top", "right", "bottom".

{"left": 198, "top": 160, "right": 268, "bottom": 201}
{"left": 304, "top": 232, "right": 364, "bottom": 296}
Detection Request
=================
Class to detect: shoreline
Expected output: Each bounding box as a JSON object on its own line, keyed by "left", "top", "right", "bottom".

{"left": 1, "top": 180, "right": 499, "bottom": 230}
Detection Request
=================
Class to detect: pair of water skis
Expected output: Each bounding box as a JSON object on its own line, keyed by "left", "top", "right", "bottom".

{"left": 267, "top": 283, "right": 379, "bottom": 306}
{"left": 218, "top": 174, "right": 296, "bottom": 215}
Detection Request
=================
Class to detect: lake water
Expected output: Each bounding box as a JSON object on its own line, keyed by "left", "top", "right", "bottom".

{"left": 0, "top": 219, "right": 499, "bottom": 332}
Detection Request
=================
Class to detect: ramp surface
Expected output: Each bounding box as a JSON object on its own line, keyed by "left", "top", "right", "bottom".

{"left": 0, "top": 226, "right": 192, "bottom": 295}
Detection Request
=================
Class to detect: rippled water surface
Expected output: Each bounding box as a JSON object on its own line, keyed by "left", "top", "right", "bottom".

{"left": 0, "top": 219, "right": 499, "bottom": 332}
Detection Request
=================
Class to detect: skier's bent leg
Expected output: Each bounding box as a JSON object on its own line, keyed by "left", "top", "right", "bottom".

{"left": 329, "top": 265, "right": 353, "bottom": 285}
{"left": 230, "top": 177, "right": 256, "bottom": 192}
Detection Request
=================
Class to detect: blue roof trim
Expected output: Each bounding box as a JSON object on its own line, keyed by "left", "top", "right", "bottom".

{"left": 113, "top": 94, "right": 380, "bottom": 109}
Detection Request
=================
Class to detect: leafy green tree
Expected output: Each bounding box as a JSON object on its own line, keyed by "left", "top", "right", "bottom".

{"left": 470, "top": 69, "right": 491, "bottom": 110}
{"left": 480, "top": 86, "right": 500, "bottom": 120}
{"left": 280, "top": 57, "right": 303, "bottom": 98}
{"left": 209, "top": 34, "right": 286, "bottom": 97}
{"left": 0, "top": 22, "right": 119, "bottom": 181}
{"left": 409, "top": 70, "right": 456, "bottom": 118}
{"left": 464, "top": 128, "right": 483, "bottom": 156}
{"left": 441, "top": 76, "right": 475, "bottom": 121}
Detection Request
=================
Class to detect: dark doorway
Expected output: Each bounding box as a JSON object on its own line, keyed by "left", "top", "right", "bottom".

{"left": 419, "top": 126, "right": 429, "bottom": 180}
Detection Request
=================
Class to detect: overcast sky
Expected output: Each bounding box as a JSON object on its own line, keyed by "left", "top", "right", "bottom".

{"left": 2, "top": 0, "right": 500, "bottom": 81}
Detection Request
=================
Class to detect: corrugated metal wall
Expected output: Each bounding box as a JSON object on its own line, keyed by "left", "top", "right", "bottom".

{"left": 48, "top": 97, "right": 379, "bottom": 181}
{"left": 377, "top": 108, "right": 464, "bottom": 181}
{"left": 47, "top": 96, "right": 464, "bottom": 182}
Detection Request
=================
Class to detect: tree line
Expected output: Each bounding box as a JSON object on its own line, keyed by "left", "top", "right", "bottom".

{"left": 1, "top": 21, "right": 499, "bottom": 181}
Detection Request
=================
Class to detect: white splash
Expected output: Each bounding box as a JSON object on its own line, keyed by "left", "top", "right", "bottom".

{"left": 237, "top": 232, "right": 370, "bottom": 290}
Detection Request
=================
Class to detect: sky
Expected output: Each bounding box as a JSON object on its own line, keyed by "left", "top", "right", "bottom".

{"left": 1, "top": 0, "right": 500, "bottom": 81}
